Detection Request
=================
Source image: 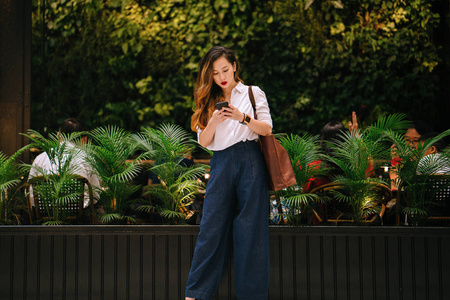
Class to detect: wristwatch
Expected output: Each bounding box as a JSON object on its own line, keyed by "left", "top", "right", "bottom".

{"left": 240, "top": 113, "right": 251, "bottom": 125}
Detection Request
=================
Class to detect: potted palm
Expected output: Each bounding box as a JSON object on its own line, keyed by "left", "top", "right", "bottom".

{"left": 319, "top": 114, "right": 409, "bottom": 224}
{"left": 384, "top": 128, "right": 450, "bottom": 225}
{"left": 0, "top": 146, "right": 30, "bottom": 224}
{"left": 132, "top": 124, "right": 208, "bottom": 224}
{"left": 83, "top": 126, "right": 144, "bottom": 224}
{"left": 24, "top": 130, "right": 89, "bottom": 225}
{"left": 277, "top": 133, "right": 327, "bottom": 225}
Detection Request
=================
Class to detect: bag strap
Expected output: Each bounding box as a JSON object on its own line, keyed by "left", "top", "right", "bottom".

{"left": 248, "top": 86, "right": 258, "bottom": 120}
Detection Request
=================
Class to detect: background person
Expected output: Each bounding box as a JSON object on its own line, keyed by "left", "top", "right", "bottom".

{"left": 417, "top": 132, "right": 450, "bottom": 174}
{"left": 305, "top": 112, "right": 359, "bottom": 193}
{"left": 404, "top": 120, "right": 435, "bottom": 149}
{"left": 390, "top": 119, "right": 435, "bottom": 189}
{"left": 28, "top": 118, "right": 100, "bottom": 209}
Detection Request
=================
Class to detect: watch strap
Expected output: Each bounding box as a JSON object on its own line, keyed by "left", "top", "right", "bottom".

{"left": 243, "top": 114, "right": 251, "bottom": 124}
{"left": 240, "top": 113, "right": 251, "bottom": 125}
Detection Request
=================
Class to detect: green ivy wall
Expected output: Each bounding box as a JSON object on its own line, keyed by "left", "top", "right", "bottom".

{"left": 31, "top": 0, "right": 449, "bottom": 136}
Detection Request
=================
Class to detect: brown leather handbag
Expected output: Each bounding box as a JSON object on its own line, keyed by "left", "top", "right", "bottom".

{"left": 248, "top": 86, "right": 297, "bottom": 191}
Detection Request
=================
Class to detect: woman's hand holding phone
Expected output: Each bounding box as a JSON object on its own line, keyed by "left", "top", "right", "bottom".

{"left": 223, "top": 105, "right": 244, "bottom": 122}
{"left": 215, "top": 101, "right": 244, "bottom": 123}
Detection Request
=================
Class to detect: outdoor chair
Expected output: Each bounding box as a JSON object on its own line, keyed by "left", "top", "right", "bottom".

{"left": 427, "top": 175, "right": 450, "bottom": 221}
{"left": 309, "top": 182, "right": 392, "bottom": 225}
{"left": 396, "top": 174, "right": 450, "bottom": 225}
{"left": 27, "top": 175, "right": 94, "bottom": 224}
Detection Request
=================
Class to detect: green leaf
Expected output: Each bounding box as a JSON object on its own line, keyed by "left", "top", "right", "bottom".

{"left": 122, "top": 43, "right": 128, "bottom": 54}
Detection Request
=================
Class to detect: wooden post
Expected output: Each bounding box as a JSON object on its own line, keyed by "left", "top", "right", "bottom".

{"left": 0, "top": 0, "right": 31, "bottom": 161}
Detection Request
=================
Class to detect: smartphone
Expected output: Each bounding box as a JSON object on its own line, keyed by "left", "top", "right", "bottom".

{"left": 215, "top": 101, "right": 229, "bottom": 110}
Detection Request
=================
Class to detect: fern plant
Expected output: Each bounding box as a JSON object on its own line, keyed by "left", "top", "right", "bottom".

{"left": 84, "top": 126, "right": 144, "bottom": 224}
{"left": 24, "top": 130, "right": 86, "bottom": 225}
{"left": 132, "top": 124, "right": 208, "bottom": 224}
{"left": 277, "top": 133, "right": 327, "bottom": 225}
{"left": 0, "top": 145, "right": 30, "bottom": 224}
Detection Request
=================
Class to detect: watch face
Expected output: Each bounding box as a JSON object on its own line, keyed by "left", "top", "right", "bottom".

{"left": 245, "top": 115, "right": 251, "bottom": 123}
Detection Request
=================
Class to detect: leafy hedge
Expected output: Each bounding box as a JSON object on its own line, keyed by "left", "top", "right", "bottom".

{"left": 32, "top": 0, "right": 444, "bottom": 136}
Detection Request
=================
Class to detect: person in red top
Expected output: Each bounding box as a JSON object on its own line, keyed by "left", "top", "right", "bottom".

{"left": 304, "top": 112, "right": 360, "bottom": 193}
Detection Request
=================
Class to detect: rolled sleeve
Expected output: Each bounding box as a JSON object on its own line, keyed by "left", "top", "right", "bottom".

{"left": 253, "top": 86, "right": 273, "bottom": 128}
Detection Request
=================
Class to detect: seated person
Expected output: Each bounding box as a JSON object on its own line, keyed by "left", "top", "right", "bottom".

{"left": 304, "top": 111, "right": 362, "bottom": 192}
{"left": 386, "top": 121, "right": 437, "bottom": 216}
{"left": 28, "top": 118, "right": 100, "bottom": 209}
{"left": 303, "top": 115, "right": 355, "bottom": 224}
{"left": 390, "top": 119, "right": 435, "bottom": 189}
{"left": 302, "top": 120, "right": 346, "bottom": 192}
{"left": 417, "top": 132, "right": 450, "bottom": 175}
{"left": 404, "top": 120, "right": 435, "bottom": 149}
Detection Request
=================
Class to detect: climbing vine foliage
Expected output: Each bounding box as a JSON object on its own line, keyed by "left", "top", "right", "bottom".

{"left": 32, "top": 0, "right": 442, "bottom": 135}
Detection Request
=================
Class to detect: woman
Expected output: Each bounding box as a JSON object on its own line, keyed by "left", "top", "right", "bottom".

{"left": 185, "top": 46, "right": 272, "bottom": 300}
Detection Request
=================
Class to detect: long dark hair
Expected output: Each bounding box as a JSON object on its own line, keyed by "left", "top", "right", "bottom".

{"left": 190, "top": 46, "right": 242, "bottom": 131}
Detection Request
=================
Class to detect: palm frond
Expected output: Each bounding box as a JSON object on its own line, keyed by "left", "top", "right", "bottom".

{"left": 402, "top": 207, "right": 428, "bottom": 217}
{"left": 107, "top": 163, "right": 142, "bottom": 183}
{"left": 99, "top": 213, "right": 124, "bottom": 223}
{"left": 90, "top": 126, "right": 131, "bottom": 149}
{"left": 0, "top": 149, "right": 28, "bottom": 191}
{"left": 137, "top": 124, "right": 200, "bottom": 162}
{"left": 137, "top": 204, "right": 156, "bottom": 213}
{"left": 23, "top": 129, "right": 59, "bottom": 154}
{"left": 373, "top": 113, "right": 410, "bottom": 131}
{"left": 416, "top": 152, "right": 450, "bottom": 175}
{"left": 284, "top": 193, "right": 320, "bottom": 207}
{"left": 52, "top": 192, "right": 81, "bottom": 206}
{"left": 0, "top": 146, "right": 35, "bottom": 223}
{"left": 323, "top": 132, "right": 373, "bottom": 179}
{"left": 0, "top": 180, "right": 21, "bottom": 193}
{"left": 329, "top": 189, "right": 353, "bottom": 203}
{"left": 159, "top": 208, "right": 185, "bottom": 220}
{"left": 124, "top": 215, "right": 136, "bottom": 223}
{"left": 130, "top": 132, "right": 157, "bottom": 158}
{"left": 158, "top": 123, "right": 193, "bottom": 144}
{"left": 279, "top": 133, "right": 325, "bottom": 186}
{"left": 42, "top": 220, "right": 64, "bottom": 226}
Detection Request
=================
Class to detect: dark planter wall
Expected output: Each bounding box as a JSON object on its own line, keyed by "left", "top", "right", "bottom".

{"left": 1, "top": 226, "right": 449, "bottom": 300}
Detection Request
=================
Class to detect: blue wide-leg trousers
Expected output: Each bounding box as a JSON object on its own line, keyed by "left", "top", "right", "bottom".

{"left": 185, "top": 140, "right": 270, "bottom": 300}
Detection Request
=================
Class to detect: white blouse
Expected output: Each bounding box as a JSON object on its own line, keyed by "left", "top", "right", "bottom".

{"left": 198, "top": 82, "right": 273, "bottom": 151}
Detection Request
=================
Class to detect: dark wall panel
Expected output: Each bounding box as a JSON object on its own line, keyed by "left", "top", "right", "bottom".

{"left": 0, "top": 226, "right": 449, "bottom": 300}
